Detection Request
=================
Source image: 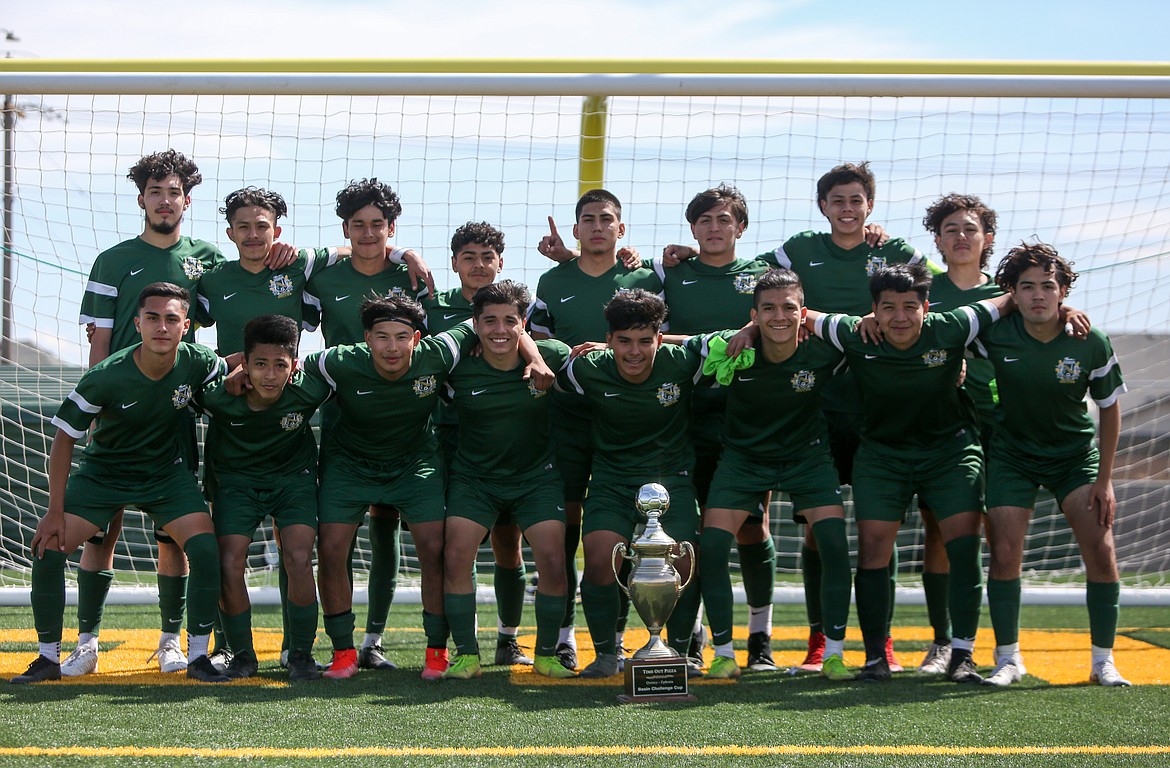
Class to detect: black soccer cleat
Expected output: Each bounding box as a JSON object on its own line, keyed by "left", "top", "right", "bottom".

{"left": 10, "top": 655, "right": 61, "bottom": 684}
{"left": 746, "top": 631, "right": 779, "bottom": 672}
{"left": 946, "top": 648, "right": 983, "bottom": 684}
{"left": 854, "top": 657, "right": 892, "bottom": 682}
{"left": 555, "top": 642, "right": 578, "bottom": 671}
{"left": 286, "top": 649, "right": 322, "bottom": 681}
{"left": 357, "top": 643, "right": 398, "bottom": 670}
{"left": 186, "top": 654, "right": 230, "bottom": 683}
{"left": 224, "top": 650, "right": 259, "bottom": 679}
{"left": 494, "top": 635, "right": 534, "bottom": 666}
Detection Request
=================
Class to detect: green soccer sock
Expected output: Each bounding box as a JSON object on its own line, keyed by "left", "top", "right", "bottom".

{"left": 1086, "top": 580, "right": 1121, "bottom": 650}
{"left": 738, "top": 537, "right": 776, "bottom": 609}
{"left": 580, "top": 580, "right": 618, "bottom": 656}
{"left": 801, "top": 543, "right": 823, "bottom": 633}
{"left": 31, "top": 549, "right": 67, "bottom": 645}
{"left": 699, "top": 527, "right": 736, "bottom": 647}
{"left": 494, "top": 564, "right": 526, "bottom": 630}
{"left": 286, "top": 600, "right": 319, "bottom": 655}
{"left": 855, "top": 566, "right": 889, "bottom": 662}
{"left": 75, "top": 568, "right": 114, "bottom": 637}
{"left": 812, "top": 519, "right": 851, "bottom": 643}
{"left": 987, "top": 577, "right": 1022, "bottom": 647}
{"left": 220, "top": 607, "right": 254, "bottom": 656}
{"left": 944, "top": 535, "right": 983, "bottom": 642}
{"left": 278, "top": 548, "right": 291, "bottom": 653}
{"left": 923, "top": 571, "right": 952, "bottom": 645}
{"left": 323, "top": 610, "right": 355, "bottom": 651}
{"left": 422, "top": 610, "right": 450, "bottom": 650}
{"left": 562, "top": 524, "right": 581, "bottom": 628}
{"left": 445, "top": 592, "right": 479, "bottom": 656}
{"left": 157, "top": 573, "right": 187, "bottom": 635}
{"left": 182, "top": 533, "right": 221, "bottom": 643}
{"left": 665, "top": 573, "right": 702, "bottom": 657}
{"left": 534, "top": 591, "right": 566, "bottom": 657}
{"left": 887, "top": 544, "right": 899, "bottom": 632}
{"left": 365, "top": 515, "right": 400, "bottom": 635}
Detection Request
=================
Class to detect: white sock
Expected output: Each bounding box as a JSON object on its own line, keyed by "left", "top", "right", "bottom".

{"left": 361, "top": 632, "right": 381, "bottom": 650}
{"left": 952, "top": 637, "right": 974, "bottom": 653}
{"left": 39, "top": 641, "right": 60, "bottom": 664}
{"left": 497, "top": 619, "right": 517, "bottom": 636}
{"left": 78, "top": 633, "right": 98, "bottom": 653}
{"left": 1091, "top": 645, "right": 1113, "bottom": 666}
{"left": 995, "top": 642, "right": 1020, "bottom": 664}
{"left": 188, "top": 634, "right": 210, "bottom": 660}
{"left": 615, "top": 630, "right": 625, "bottom": 649}
{"left": 159, "top": 631, "right": 180, "bottom": 646}
{"left": 714, "top": 642, "right": 735, "bottom": 659}
{"left": 748, "top": 604, "right": 773, "bottom": 635}
{"left": 558, "top": 626, "right": 577, "bottom": 647}
{"left": 824, "top": 638, "right": 845, "bottom": 658}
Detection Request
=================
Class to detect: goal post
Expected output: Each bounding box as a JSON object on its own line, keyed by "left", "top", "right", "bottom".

{"left": 1, "top": 59, "right": 1168, "bottom": 606}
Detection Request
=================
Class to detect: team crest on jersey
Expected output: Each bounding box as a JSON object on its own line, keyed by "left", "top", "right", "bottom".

{"left": 656, "top": 382, "right": 681, "bottom": 407}
{"left": 269, "top": 274, "right": 295, "bottom": 299}
{"left": 384, "top": 287, "right": 407, "bottom": 299}
{"left": 413, "top": 375, "right": 438, "bottom": 397}
{"left": 181, "top": 256, "right": 204, "bottom": 280}
{"left": 528, "top": 379, "right": 548, "bottom": 398}
{"left": 280, "top": 412, "right": 304, "bottom": 432}
{"left": 171, "top": 384, "right": 193, "bottom": 409}
{"left": 1054, "top": 357, "right": 1082, "bottom": 384}
{"left": 921, "top": 349, "right": 948, "bottom": 368}
{"left": 733, "top": 273, "right": 758, "bottom": 294}
{"left": 865, "top": 255, "right": 887, "bottom": 276}
{"left": 790, "top": 369, "right": 816, "bottom": 392}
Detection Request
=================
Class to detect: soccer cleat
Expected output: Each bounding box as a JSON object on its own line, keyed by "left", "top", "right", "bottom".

{"left": 147, "top": 636, "right": 188, "bottom": 673}
{"left": 224, "top": 650, "right": 259, "bottom": 679}
{"left": 916, "top": 643, "right": 952, "bottom": 675}
{"left": 494, "top": 636, "right": 534, "bottom": 666}
{"left": 854, "top": 657, "right": 892, "bottom": 682}
{"left": 705, "top": 655, "right": 742, "bottom": 680}
{"left": 534, "top": 654, "right": 578, "bottom": 679}
{"left": 443, "top": 654, "right": 483, "bottom": 680}
{"left": 982, "top": 659, "right": 1022, "bottom": 688}
{"left": 555, "top": 642, "right": 578, "bottom": 671}
{"left": 286, "top": 650, "right": 322, "bottom": 681}
{"left": 10, "top": 655, "right": 61, "bottom": 684}
{"left": 421, "top": 647, "right": 449, "bottom": 681}
{"left": 746, "top": 631, "right": 779, "bottom": 672}
{"left": 358, "top": 643, "right": 398, "bottom": 671}
{"left": 946, "top": 648, "right": 983, "bottom": 684}
{"left": 208, "top": 647, "right": 233, "bottom": 673}
{"left": 687, "top": 626, "right": 707, "bottom": 668}
{"left": 821, "top": 654, "right": 853, "bottom": 681}
{"left": 282, "top": 648, "right": 325, "bottom": 672}
{"left": 60, "top": 646, "right": 99, "bottom": 677}
{"left": 795, "top": 631, "right": 825, "bottom": 672}
{"left": 186, "top": 655, "right": 230, "bottom": 683}
{"left": 885, "top": 636, "right": 904, "bottom": 673}
{"left": 1090, "top": 659, "right": 1131, "bottom": 687}
{"left": 579, "top": 652, "right": 620, "bottom": 678}
{"left": 323, "top": 648, "right": 359, "bottom": 680}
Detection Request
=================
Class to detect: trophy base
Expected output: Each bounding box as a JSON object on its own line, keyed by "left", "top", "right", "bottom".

{"left": 617, "top": 658, "right": 696, "bottom": 703}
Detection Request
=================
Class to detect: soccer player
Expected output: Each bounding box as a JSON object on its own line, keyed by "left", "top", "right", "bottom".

{"left": 556, "top": 288, "right": 701, "bottom": 678}
{"left": 975, "top": 243, "right": 1130, "bottom": 687}
{"left": 302, "top": 295, "right": 551, "bottom": 680}
{"left": 11, "top": 283, "right": 229, "bottom": 684}
{"left": 441, "top": 280, "right": 575, "bottom": 680}
{"left": 198, "top": 315, "right": 332, "bottom": 681}
{"left": 529, "top": 189, "right": 665, "bottom": 670}
{"left": 425, "top": 222, "right": 532, "bottom": 667}
{"left": 685, "top": 268, "right": 855, "bottom": 681}
{"left": 807, "top": 263, "right": 1006, "bottom": 683}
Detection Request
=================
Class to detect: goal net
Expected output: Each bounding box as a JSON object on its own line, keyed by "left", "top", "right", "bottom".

{"left": 1, "top": 64, "right": 1168, "bottom": 604}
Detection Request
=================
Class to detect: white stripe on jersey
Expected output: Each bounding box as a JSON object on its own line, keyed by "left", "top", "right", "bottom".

{"left": 67, "top": 389, "right": 101, "bottom": 414}
{"left": 563, "top": 357, "right": 586, "bottom": 396}
{"left": 51, "top": 415, "right": 87, "bottom": 440}
{"left": 773, "top": 245, "right": 793, "bottom": 270}
{"left": 85, "top": 281, "right": 117, "bottom": 298}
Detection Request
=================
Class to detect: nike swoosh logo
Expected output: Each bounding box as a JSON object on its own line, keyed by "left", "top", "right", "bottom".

{"left": 335, "top": 295, "right": 350, "bottom": 302}
{"left": 1003, "top": 357, "right": 1019, "bottom": 362}
{"left": 130, "top": 268, "right": 145, "bottom": 276}
{"left": 808, "top": 261, "right": 824, "bottom": 267}
{"left": 198, "top": 622, "right": 215, "bottom": 630}
{"left": 833, "top": 624, "right": 847, "bottom": 631}
{"left": 864, "top": 354, "right": 878, "bottom": 360}
{"left": 681, "top": 279, "right": 699, "bottom": 285}
{"left": 471, "top": 389, "right": 487, "bottom": 396}
{"left": 230, "top": 421, "right": 245, "bottom": 426}
{"left": 121, "top": 401, "right": 138, "bottom": 409}
{"left": 223, "top": 293, "right": 236, "bottom": 300}
{"left": 604, "top": 392, "right": 620, "bottom": 397}
{"left": 560, "top": 296, "right": 576, "bottom": 303}
{"left": 443, "top": 313, "right": 459, "bottom": 320}
{"left": 356, "top": 390, "right": 373, "bottom": 395}
{"left": 738, "top": 376, "right": 755, "bottom": 382}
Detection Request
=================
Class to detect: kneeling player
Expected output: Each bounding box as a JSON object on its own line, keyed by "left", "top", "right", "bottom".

{"left": 441, "top": 281, "right": 575, "bottom": 679}
{"left": 976, "top": 243, "right": 1129, "bottom": 687}
{"left": 199, "top": 315, "right": 332, "bottom": 680}
{"left": 12, "top": 283, "right": 228, "bottom": 684}
{"left": 691, "top": 269, "right": 854, "bottom": 681}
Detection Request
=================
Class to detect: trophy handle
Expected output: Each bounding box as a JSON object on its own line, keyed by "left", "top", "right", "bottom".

{"left": 612, "top": 542, "right": 632, "bottom": 598}
{"left": 673, "top": 540, "right": 696, "bottom": 593}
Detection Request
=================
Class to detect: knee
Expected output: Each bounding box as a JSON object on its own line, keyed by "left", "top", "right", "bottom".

{"left": 183, "top": 533, "right": 219, "bottom": 575}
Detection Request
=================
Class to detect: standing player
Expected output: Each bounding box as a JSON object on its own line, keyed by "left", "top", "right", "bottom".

{"left": 441, "top": 281, "right": 575, "bottom": 680}
{"left": 556, "top": 289, "right": 702, "bottom": 677}
{"left": 11, "top": 283, "right": 228, "bottom": 684}
{"left": 198, "top": 315, "right": 332, "bottom": 681}
{"left": 975, "top": 243, "right": 1129, "bottom": 687}
{"left": 529, "top": 189, "right": 665, "bottom": 669}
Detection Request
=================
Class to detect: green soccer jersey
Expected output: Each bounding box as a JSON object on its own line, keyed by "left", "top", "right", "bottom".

{"left": 198, "top": 370, "right": 334, "bottom": 484}
{"left": 974, "top": 314, "right": 1126, "bottom": 459}
{"left": 302, "top": 322, "right": 476, "bottom": 461}
{"left": 814, "top": 303, "right": 995, "bottom": 455}
{"left": 80, "top": 236, "right": 225, "bottom": 353}
{"left": 51, "top": 342, "right": 226, "bottom": 474}
{"left": 424, "top": 288, "right": 474, "bottom": 428}
{"left": 647, "top": 256, "right": 770, "bottom": 333}
{"left": 558, "top": 344, "right": 701, "bottom": 478}
{"left": 692, "top": 330, "right": 845, "bottom": 463}
{"left": 446, "top": 339, "right": 571, "bottom": 479}
{"left": 529, "top": 259, "right": 665, "bottom": 345}
{"left": 196, "top": 247, "right": 339, "bottom": 355}
{"left": 928, "top": 272, "right": 1004, "bottom": 416}
{"left": 303, "top": 259, "right": 424, "bottom": 347}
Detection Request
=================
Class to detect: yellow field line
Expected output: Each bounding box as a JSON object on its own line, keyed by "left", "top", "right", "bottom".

{"left": 1, "top": 746, "right": 1168, "bottom": 758}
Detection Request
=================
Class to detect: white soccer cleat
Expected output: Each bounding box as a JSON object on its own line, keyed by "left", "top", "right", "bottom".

{"left": 981, "top": 659, "right": 1022, "bottom": 688}
{"left": 1090, "top": 659, "right": 1131, "bottom": 687}
{"left": 147, "top": 636, "right": 188, "bottom": 673}
{"left": 60, "top": 645, "right": 99, "bottom": 677}
{"left": 916, "top": 643, "right": 951, "bottom": 675}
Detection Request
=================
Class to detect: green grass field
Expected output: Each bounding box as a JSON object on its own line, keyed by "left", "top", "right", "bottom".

{"left": 2, "top": 603, "right": 1168, "bottom": 768}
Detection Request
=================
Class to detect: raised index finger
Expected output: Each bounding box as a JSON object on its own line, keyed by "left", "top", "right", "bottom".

{"left": 547, "top": 216, "right": 560, "bottom": 239}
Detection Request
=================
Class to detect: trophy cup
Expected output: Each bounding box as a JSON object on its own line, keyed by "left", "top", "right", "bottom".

{"left": 613, "top": 482, "right": 697, "bottom": 703}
